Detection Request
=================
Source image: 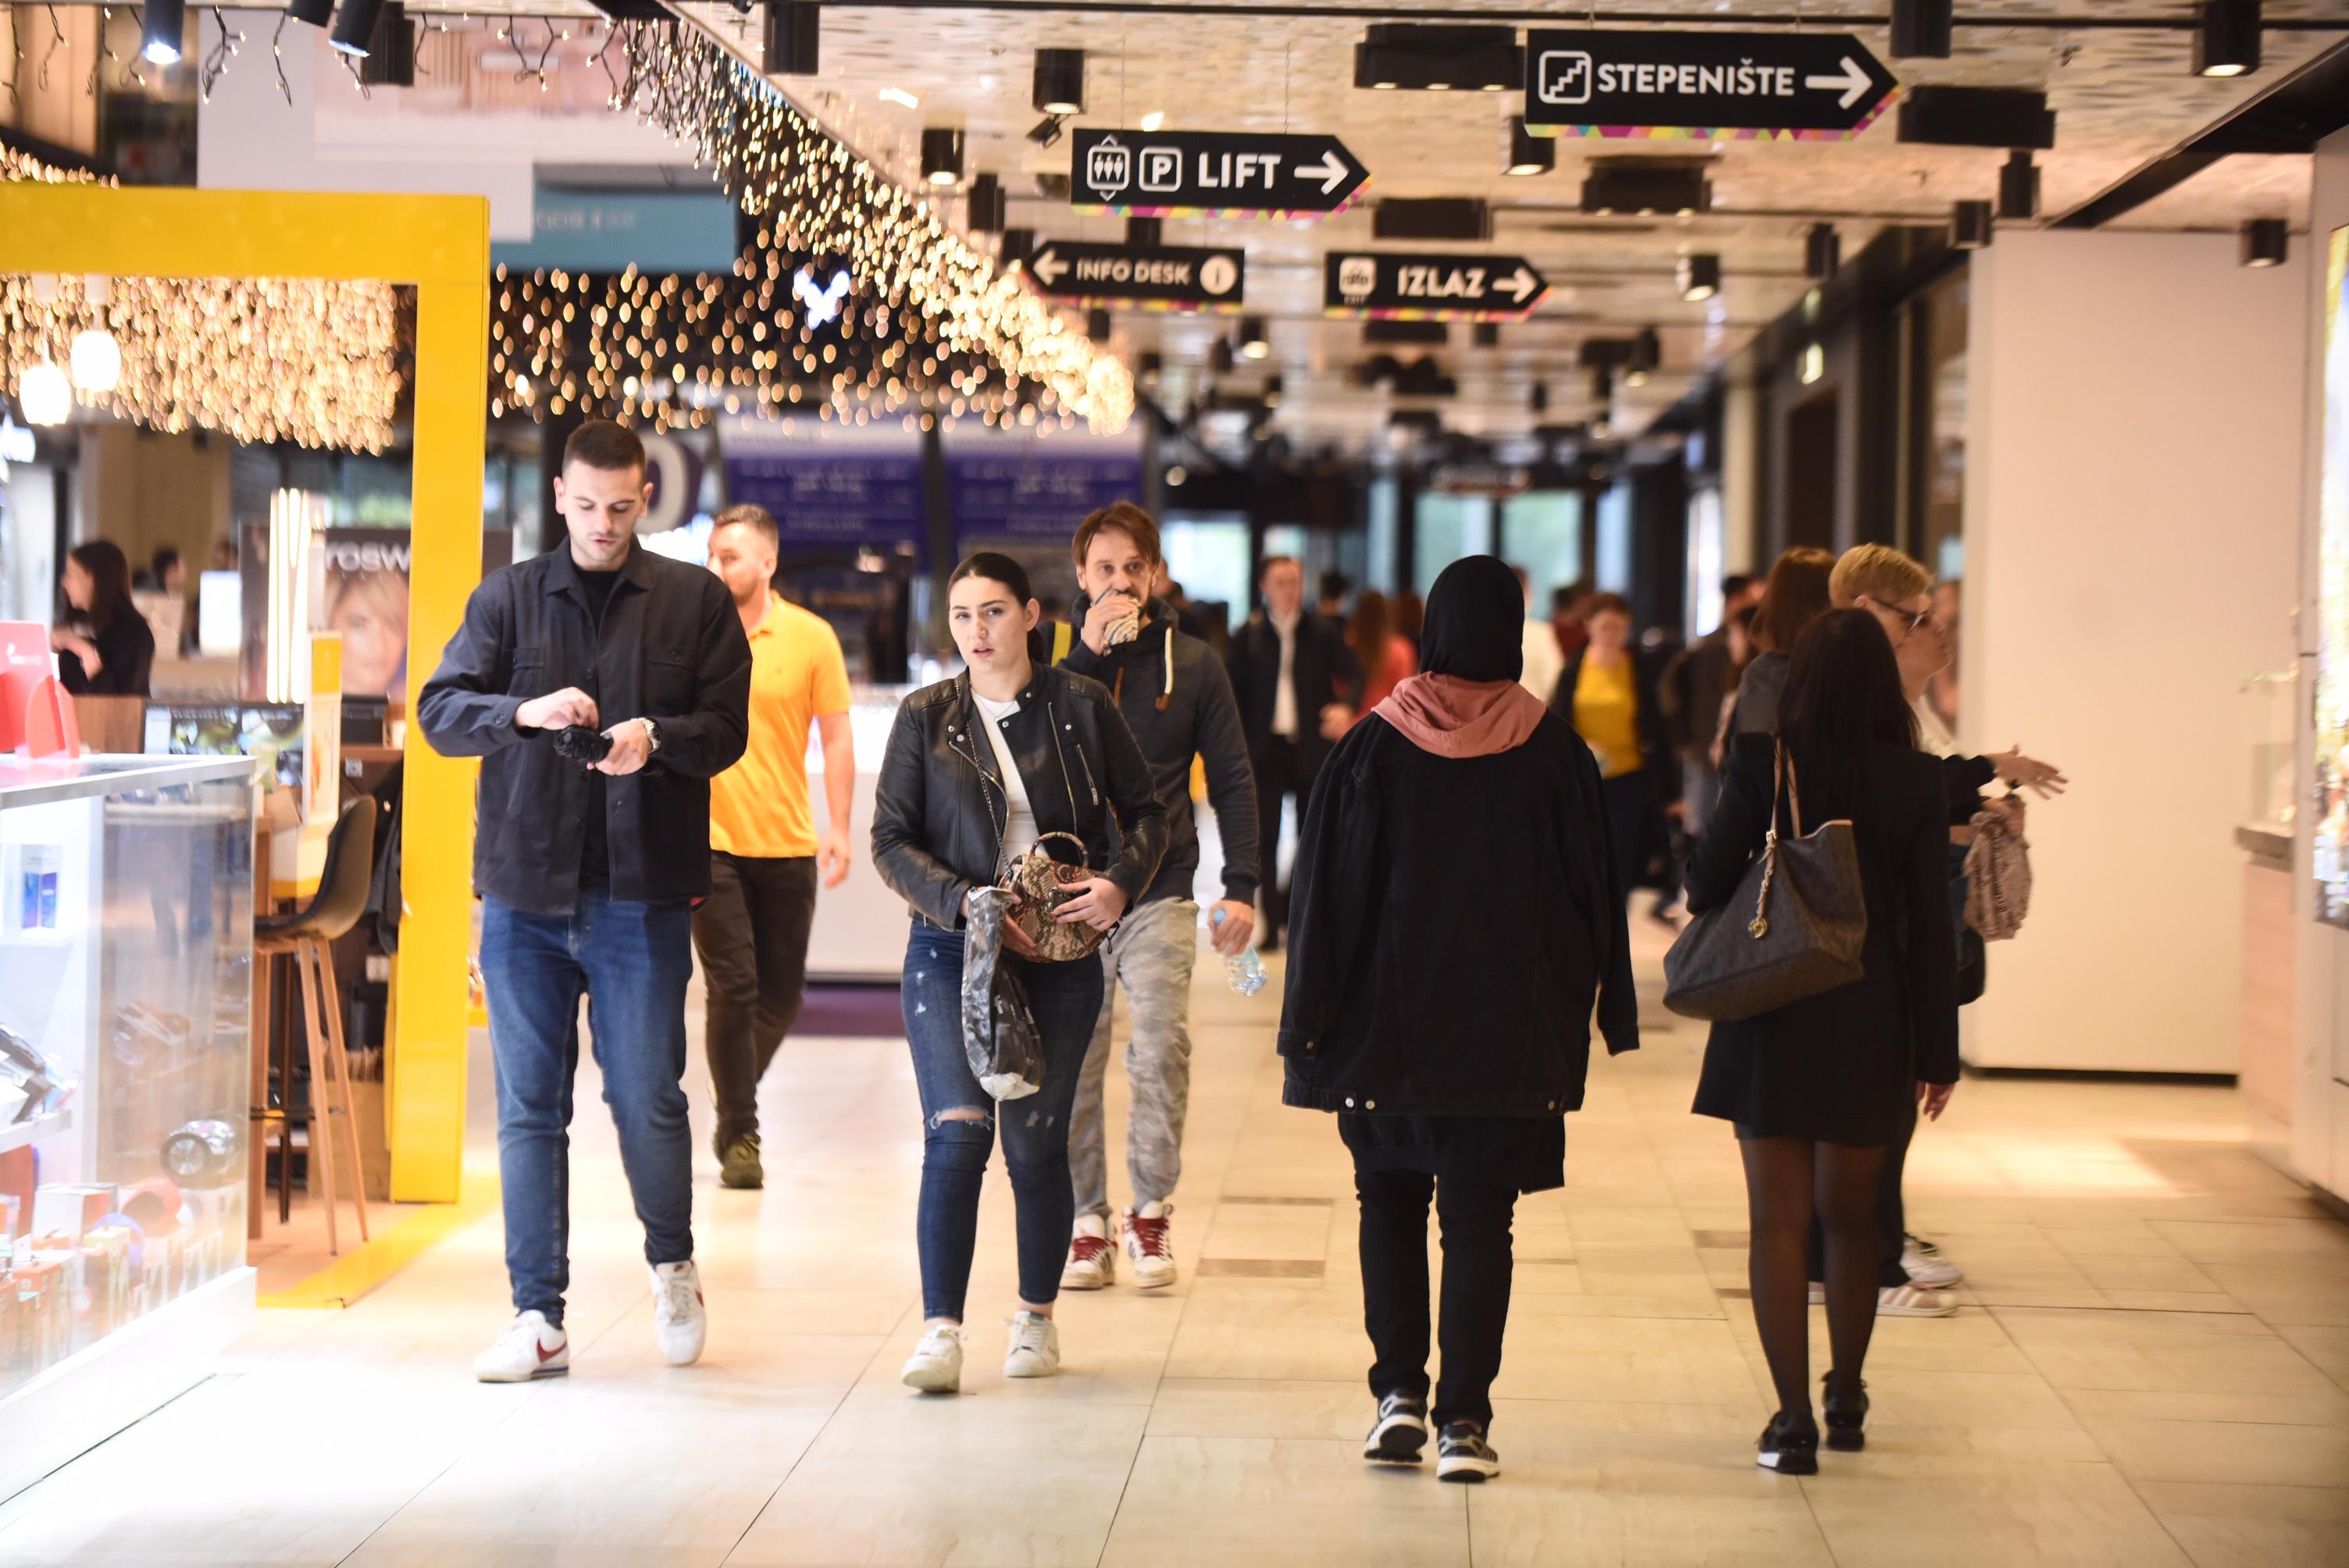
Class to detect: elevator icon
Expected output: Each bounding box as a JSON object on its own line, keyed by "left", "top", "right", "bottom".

{"left": 1087, "top": 137, "right": 1132, "bottom": 201}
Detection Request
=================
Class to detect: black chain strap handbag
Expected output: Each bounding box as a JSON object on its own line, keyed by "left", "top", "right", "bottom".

{"left": 1663, "top": 742, "right": 1869, "bottom": 1022}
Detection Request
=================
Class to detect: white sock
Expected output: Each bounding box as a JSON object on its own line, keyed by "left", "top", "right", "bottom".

{"left": 1133, "top": 1199, "right": 1168, "bottom": 1220}
{"left": 1073, "top": 1213, "right": 1108, "bottom": 1240}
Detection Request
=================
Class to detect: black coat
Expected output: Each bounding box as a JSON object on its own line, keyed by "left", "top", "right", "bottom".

{"left": 1224, "top": 612, "right": 1362, "bottom": 775}
{"left": 415, "top": 543, "right": 751, "bottom": 915}
{"left": 1277, "top": 711, "right": 1639, "bottom": 1119}
{"left": 871, "top": 662, "right": 1171, "bottom": 932}
{"left": 1686, "top": 733, "right": 1959, "bottom": 1146}
{"left": 58, "top": 605, "right": 155, "bottom": 697}
{"left": 1552, "top": 644, "right": 1680, "bottom": 801}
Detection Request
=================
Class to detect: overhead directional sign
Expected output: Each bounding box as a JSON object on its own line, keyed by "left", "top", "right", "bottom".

{"left": 1070, "top": 128, "right": 1369, "bottom": 219}
{"left": 1324, "top": 251, "right": 1550, "bottom": 322}
{"left": 1025, "top": 238, "right": 1247, "bottom": 312}
{"left": 1524, "top": 29, "right": 1897, "bottom": 140}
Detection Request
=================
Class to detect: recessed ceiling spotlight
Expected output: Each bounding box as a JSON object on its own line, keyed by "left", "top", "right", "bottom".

{"left": 879, "top": 87, "right": 920, "bottom": 109}
{"left": 284, "top": 0, "right": 334, "bottom": 28}
{"left": 1239, "top": 315, "right": 1270, "bottom": 359}
{"left": 1086, "top": 307, "right": 1112, "bottom": 341}
{"left": 1139, "top": 110, "right": 1166, "bottom": 132}
{"left": 2240, "top": 217, "right": 2288, "bottom": 267}
{"left": 2194, "top": 0, "right": 2261, "bottom": 77}
{"left": 1264, "top": 374, "right": 1284, "bottom": 408}
{"left": 1952, "top": 199, "right": 1996, "bottom": 248}
{"left": 763, "top": 0, "right": 820, "bottom": 75}
{"left": 1353, "top": 24, "right": 1519, "bottom": 92}
{"left": 1027, "top": 115, "right": 1068, "bottom": 149}
{"left": 1677, "top": 253, "right": 1722, "bottom": 301}
{"left": 1503, "top": 117, "right": 1555, "bottom": 177}
{"left": 1998, "top": 151, "right": 2040, "bottom": 220}
{"left": 141, "top": 0, "right": 185, "bottom": 63}
{"left": 328, "top": 0, "right": 383, "bottom": 56}
{"left": 1581, "top": 160, "right": 1713, "bottom": 218}
{"left": 1891, "top": 0, "right": 1953, "bottom": 60}
{"left": 921, "top": 128, "right": 965, "bottom": 187}
{"left": 1033, "top": 48, "right": 1085, "bottom": 114}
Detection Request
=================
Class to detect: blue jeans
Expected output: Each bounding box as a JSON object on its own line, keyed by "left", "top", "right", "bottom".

{"left": 902, "top": 921, "right": 1103, "bottom": 1321}
{"left": 482, "top": 889, "right": 697, "bottom": 1325}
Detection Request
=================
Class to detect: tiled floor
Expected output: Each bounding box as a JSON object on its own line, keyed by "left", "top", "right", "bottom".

{"left": 3, "top": 920, "right": 2345, "bottom": 1566}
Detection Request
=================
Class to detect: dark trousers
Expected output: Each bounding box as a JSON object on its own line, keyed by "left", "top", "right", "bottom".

{"left": 1807, "top": 1108, "right": 1912, "bottom": 1288}
{"left": 1356, "top": 1163, "right": 1519, "bottom": 1429}
{"left": 1252, "top": 736, "right": 1319, "bottom": 936}
{"left": 690, "top": 852, "right": 819, "bottom": 1144}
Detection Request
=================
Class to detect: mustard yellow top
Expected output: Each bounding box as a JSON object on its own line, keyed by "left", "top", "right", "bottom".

{"left": 709, "top": 594, "right": 853, "bottom": 858}
{"left": 1572, "top": 657, "right": 1643, "bottom": 779}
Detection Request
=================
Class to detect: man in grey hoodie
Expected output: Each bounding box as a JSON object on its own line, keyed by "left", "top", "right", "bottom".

{"left": 1053, "top": 503, "right": 1260, "bottom": 1290}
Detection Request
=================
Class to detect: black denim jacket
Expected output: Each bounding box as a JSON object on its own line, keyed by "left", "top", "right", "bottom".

{"left": 416, "top": 543, "right": 750, "bottom": 915}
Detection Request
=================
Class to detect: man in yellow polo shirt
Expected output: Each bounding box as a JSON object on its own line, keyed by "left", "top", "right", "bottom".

{"left": 696, "top": 504, "right": 855, "bottom": 1188}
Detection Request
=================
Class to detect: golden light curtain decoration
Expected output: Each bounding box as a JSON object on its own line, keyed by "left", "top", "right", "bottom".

{"left": 593, "top": 18, "right": 1130, "bottom": 433}
{"left": 1, "top": 272, "right": 402, "bottom": 450}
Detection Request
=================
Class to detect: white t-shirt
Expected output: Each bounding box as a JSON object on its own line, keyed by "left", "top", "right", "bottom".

{"left": 972, "top": 691, "right": 1039, "bottom": 860}
{"left": 1912, "top": 697, "right": 1961, "bottom": 760}
{"left": 1269, "top": 608, "right": 1300, "bottom": 738}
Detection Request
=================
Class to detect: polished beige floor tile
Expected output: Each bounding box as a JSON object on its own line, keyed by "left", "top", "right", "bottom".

{"left": 346, "top": 1463, "right": 784, "bottom": 1566}
{"left": 1099, "top": 1436, "right": 1467, "bottom": 1567}
{"left": 1995, "top": 1306, "right": 2345, "bottom": 1397}
{"left": 1802, "top": 1456, "right": 2194, "bottom": 1567}
{"left": 2136, "top": 1482, "right": 2349, "bottom": 1568}
{"left": 2079, "top": 1415, "right": 2349, "bottom": 1488}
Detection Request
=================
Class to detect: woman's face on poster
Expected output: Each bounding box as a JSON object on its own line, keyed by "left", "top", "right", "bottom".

{"left": 329, "top": 572, "right": 410, "bottom": 698}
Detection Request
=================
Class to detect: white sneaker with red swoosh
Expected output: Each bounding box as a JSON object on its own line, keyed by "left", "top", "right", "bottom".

{"left": 651, "top": 1260, "right": 708, "bottom": 1366}
{"left": 475, "top": 1310, "right": 569, "bottom": 1382}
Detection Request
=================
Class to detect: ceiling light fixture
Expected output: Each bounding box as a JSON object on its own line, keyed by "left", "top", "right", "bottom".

{"left": 356, "top": 1, "right": 413, "bottom": 86}
{"left": 1952, "top": 199, "right": 1996, "bottom": 248}
{"left": 2194, "top": 0, "right": 2261, "bottom": 78}
{"left": 1264, "top": 374, "right": 1283, "bottom": 408}
{"left": 1503, "top": 117, "right": 1555, "bottom": 177}
{"left": 1998, "top": 151, "right": 2041, "bottom": 220}
{"left": 763, "top": 1, "right": 820, "bottom": 75}
{"left": 1631, "top": 326, "right": 1662, "bottom": 376}
{"left": 1581, "top": 160, "right": 1713, "bottom": 218}
{"left": 1898, "top": 85, "right": 2057, "bottom": 148}
{"left": 920, "top": 128, "right": 964, "bottom": 187}
{"left": 1033, "top": 48, "right": 1085, "bottom": 114}
{"left": 1890, "top": 0, "right": 1953, "bottom": 59}
{"left": 19, "top": 360, "right": 71, "bottom": 426}
{"left": 284, "top": 0, "right": 333, "bottom": 28}
{"left": 1374, "top": 198, "right": 1491, "bottom": 241}
{"left": 1473, "top": 322, "right": 1500, "bottom": 349}
{"left": 966, "top": 172, "right": 1003, "bottom": 233}
{"left": 70, "top": 328, "right": 122, "bottom": 394}
{"left": 1805, "top": 223, "right": 1841, "bottom": 281}
{"left": 1126, "top": 216, "right": 1162, "bottom": 248}
{"left": 1139, "top": 110, "right": 1166, "bottom": 133}
{"left": 1027, "top": 115, "right": 1068, "bottom": 149}
{"left": 1000, "top": 227, "right": 1034, "bottom": 269}
{"left": 879, "top": 87, "right": 920, "bottom": 109}
{"left": 1677, "top": 253, "right": 1721, "bottom": 301}
{"left": 1086, "top": 307, "right": 1112, "bottom": 341}
{"left": 1239, "top": 315, "right": 1270, "bottom": 359}
{"left": 328, "top": 0, "right": 383, "bottom": 56}
{"left": 1529, "top": 382, "right": 1549, "bottom": 415}
{"left": 2240, "top": 217, "right": 2288, "bottom": 267}
{"left": 141, "top": 0, "right": 186, "bottom": 63}
{"left": 1590, "top": 365, "right": 1614, "bottom": 402}
{"left": 1353, "top": 24, "right": 1519, "bottom": 92}
{"left": 1210, "top": 337, "right": 1235, "bottom": 375}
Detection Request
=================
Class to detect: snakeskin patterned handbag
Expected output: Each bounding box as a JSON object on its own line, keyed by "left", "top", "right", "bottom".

{"left": 1962, "top": 796, "right": 2033, "bottom": 942}
{"left": 1001, "top": 832, "right": 1110, "bottom": 962}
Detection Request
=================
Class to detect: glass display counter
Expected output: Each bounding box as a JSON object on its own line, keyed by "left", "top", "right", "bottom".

{"left": 804, "top": 684, "right": 917, "bottom": 982}
{"left": 0, "top": 754, "right": 257, "bottom": 1502}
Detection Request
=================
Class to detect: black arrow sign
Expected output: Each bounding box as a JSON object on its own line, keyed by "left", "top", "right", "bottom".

{"left": 1524, "top": 29, "right": 1897, "bottom": 138}
{"left": 1024, "top": 239, "right": 1247, "bottom": 312}
{"left": 1070, "top": 128, "right": 1370, "bottom": 219}
{"left": 1323, "top": 250, "right": 1550, "bottom": 322}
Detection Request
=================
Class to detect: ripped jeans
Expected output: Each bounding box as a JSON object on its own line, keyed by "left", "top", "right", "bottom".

{"left": 903, "top": 921, "right": 1103, "bottom": 1320}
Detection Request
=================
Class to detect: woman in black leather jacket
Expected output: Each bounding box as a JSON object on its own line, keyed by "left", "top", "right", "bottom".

{"left": 872, "top": 552, "right": 1167, "bottom": 1395}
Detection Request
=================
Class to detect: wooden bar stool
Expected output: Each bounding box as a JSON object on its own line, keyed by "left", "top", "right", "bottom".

{"left": 255, "top": 796, "right": 376, "bottom": 1256}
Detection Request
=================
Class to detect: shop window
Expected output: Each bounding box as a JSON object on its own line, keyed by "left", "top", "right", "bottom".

{"left": 1499, "top": 491, "right": 1581, "bottom": 612}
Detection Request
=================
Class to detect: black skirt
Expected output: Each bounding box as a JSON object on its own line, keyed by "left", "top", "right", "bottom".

{"left": 1338, "top": 1113, "right": 1566, "bottom": 1195}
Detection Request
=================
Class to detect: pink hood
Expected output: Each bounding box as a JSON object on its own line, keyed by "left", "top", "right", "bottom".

{"left": 1372, "top": 673, "right": 1547, "bottom": 759}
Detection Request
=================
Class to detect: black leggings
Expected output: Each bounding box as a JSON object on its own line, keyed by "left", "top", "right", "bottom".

{"left": 1356, "top": 1164, "right": 1518, "bottom": 1430}
{"left": 1741, "top": 1135, "right": 1887, "bottom": 1419}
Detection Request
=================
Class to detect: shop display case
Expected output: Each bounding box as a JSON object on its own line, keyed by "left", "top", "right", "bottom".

{"left": 0, "top": 754, "right": 257, "bottom": 1502}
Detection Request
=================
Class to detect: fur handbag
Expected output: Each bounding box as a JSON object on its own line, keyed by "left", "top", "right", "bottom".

{"left": 1962, "top": 796, "right": 2033, "bottom": 942}
{"left": 1001, "top": 831, "right": 1110, "bottom": 962}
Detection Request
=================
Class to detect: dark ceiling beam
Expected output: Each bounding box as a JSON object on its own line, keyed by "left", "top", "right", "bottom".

{"left": 707, "top": 2, "right": 2349, "bottom": 29}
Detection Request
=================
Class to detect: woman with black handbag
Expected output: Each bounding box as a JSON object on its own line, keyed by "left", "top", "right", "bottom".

{"left": 1281, "top": 557, "right": 1639, "bottom": 1484}
{"left": 1684, "top": 609, "right": 1959, "bottom": 1475}
{"left": 872, "top": 552, "right": 1167, "bottom": 1395}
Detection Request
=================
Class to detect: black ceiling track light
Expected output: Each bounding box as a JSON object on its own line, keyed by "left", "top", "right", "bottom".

{"left": 1898, "top": 86, "right": 2057, "bottom": 150}
{"left": 1677, "top": 252, "right": 1721, "bottom": 302}
{"left": 1590, "top": 365, "right": 1615, "bottom": 403}
{"left": 284, "top": 0, "right": 335, "bottom": 29}
{"left": 1264, "top": 373, "right": 1284, "bottom": 408}
{"left": 1504, "top": 116, "right": 1555, "bottom": 177}
{"left": 921, "top": 127, "right": 964, "bottom": 187}
{"left": 2195, "top": 0, "right": 2262, "bottom": 79}
{"left": 328, "top": 0, "right": 384, "bottom": 55}
{"left": 1373, "top": 198, "right": 1491, "bottom": 241}
{"left": 1085, "top": 307, "right": 1112, "bottom": 341}
{"left": 1239, "top": 315, "right": 1270, "bottom": 359}
{"left": 141, "top": 0, "right": 186, "bottom": 63}
{"left": 965, "top": 173, "right": 1003, "bottom": 233}
{"left": 1891, "top": 0, "right": 1953, "bottom": 60}
{"left": 1581, "top": 159, "right": 1713, "bottom": 217}
{"left": 1529, "top": 381, "right": 1549, "bottom": 415}
{"left": 356, "top": 0, "right": 413, "bottom": 84}
{"left": 2241, "top": 217, "right": 2289, "bottom": 267}
{"left": 1804, "top": 223, "right": 1841, "bottom": 280}
{"left": 1209, "top": 337, "right": 1235, "bottom": 375}
{"left": 1136, "top": 351, "right": 1164, "bottom": 381}
{"left": 1631, "top": 327, "right": 1662, "bottom": 376}
{"left": 1126, "top": 216, "right": 1162, "bottom": 248}
{"left": 1998, "top": 151, "right": 2041, "bottom": 220}
{"left": 1952, "top": 200, "right": 1996, "bottom": 249}
{"left": 762, "top": 1, "right": 819, "bottom": 75}
{"left": 1033, "top": 48, "right": 1085, "bottom": 115}
{"left": 1472, "top": 322, "right": 1500, "bottom": 349}
{"left": 1354, "top": 24, "right": 1519, "bottom": 92}
{"left": 1000, "top": 226, "right": 1034, "bottom": 269}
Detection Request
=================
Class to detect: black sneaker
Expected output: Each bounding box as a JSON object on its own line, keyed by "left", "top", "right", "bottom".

{"left": 1756, "top": 1411, "right": 1820, "bottom": 1475}
{"left": 1822, "top": 1373, "right": 1869, "bottom": 1452}
{"left": 718, "top": 1132, "right": 764, "bottom": 1190}
{"left": 1362, "top": 1392, "right": 1428, "bottom": 1465}
{"left": 1435, "top": 1421, "right": 1500, "bottom": 1483}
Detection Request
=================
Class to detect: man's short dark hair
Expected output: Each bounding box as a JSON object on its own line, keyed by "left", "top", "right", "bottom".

{"left": 1317, "top": 570, "right": 1349, "bottom": 602}
{"left": 712, "top": 503, "right": 779, "bottom": 553}
{"left": 1261, "top": 554, "right": 1299, "bottom": 579}
{"left": 1722, "top": 572, "right": 1754, "bottom": 600}
{"left": 1071, "top": 501, "right": 1161, "bottom": 569}
{"left": 563, "top": 419, "right": 647, "bottom": 477}
{"left": 151, "top": 545, "right": 181, "bottom": 579}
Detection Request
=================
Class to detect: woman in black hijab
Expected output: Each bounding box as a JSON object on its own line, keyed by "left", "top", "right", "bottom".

{"left": 1281, "top": 555, "right": 1638, "bottom": 1484}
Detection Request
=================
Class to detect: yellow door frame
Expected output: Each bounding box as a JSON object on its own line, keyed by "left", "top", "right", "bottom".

{"left": 1, "top": 185, "right": 488, "bottom": 1203}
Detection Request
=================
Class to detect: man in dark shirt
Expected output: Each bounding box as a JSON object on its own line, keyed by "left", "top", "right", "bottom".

{"left": 417, "top": 420, "right": 750, "bottom": 1384}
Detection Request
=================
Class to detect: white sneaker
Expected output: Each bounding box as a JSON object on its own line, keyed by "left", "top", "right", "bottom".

{"left": 1902, "top": 1233, "right": 1966, "bottom": 1288}
{"left": 1062, "top": 1214, "right": 1116, "bottom": 1291}
{"left": 1003, "top": 1310, "right": 1061, "bottom": 1378}
{"left": 651, "top": 1260, "right": 707, "bottom": 1366}
{"left": 1877, "top": 1283, "right": 1959, "bottom": 1317}
{"left": 474, "top": 1310, "right": 569, "bottom": 1382}
{"left": 1121, "top": 1201, "right": 1178, "bottom": 1290}
{"left": 902, "top": 1323, "right": 966, "bottom": 1392}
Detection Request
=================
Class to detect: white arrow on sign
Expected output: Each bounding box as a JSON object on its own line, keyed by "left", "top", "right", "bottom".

{"left": 1803, "top": 55, "right": 1873, "bottom": 110}
{"left": 1297, "top": 151, "right": 1349, "bottom": 195}
{"left": 1499, "top": 266, "right": 1539, "bottom": 305}
{"left": 1030, "top": 247, "right": 1068, "bottom": 287}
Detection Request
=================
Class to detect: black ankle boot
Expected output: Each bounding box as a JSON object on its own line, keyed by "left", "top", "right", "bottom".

{"left": 1756, "top": 1410, "right": 1819, "bottom": 1474}
{"left": 1822, "top": 1372, "right": 1870, "bottom": 1452}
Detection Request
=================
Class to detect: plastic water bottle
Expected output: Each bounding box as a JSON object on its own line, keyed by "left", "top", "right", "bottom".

{"left": 1210, "top": 907, "right": 1267, "bottom": 996}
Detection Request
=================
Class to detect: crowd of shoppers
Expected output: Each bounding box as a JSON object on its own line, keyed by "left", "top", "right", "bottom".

{"left": 415, "top": 444, "right": 2057, "bottom": 1483}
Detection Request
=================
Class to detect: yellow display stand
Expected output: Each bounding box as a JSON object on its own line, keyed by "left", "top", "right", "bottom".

{"left": 0, "top": 185, "right": 490, "bottom": 1203}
